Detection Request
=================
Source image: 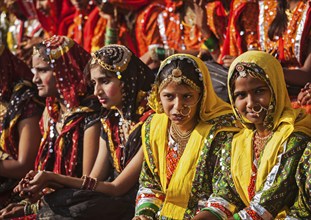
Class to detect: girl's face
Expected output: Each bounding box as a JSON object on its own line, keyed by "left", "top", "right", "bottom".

{"left": 159, "top": 82, "right": 201, "bottom": 130}
{"left": 91, "top": 66, "right": 123, "bottom": 110}
{"left": 32, "top": 53, "right": 58, "bottom": 97}
{"left": 233, "top": 75, "right": 271, "bottom": 129}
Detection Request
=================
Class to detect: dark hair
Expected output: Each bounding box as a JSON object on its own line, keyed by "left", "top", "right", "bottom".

{"left": 157, "top": 58, "right": 204, "bottom": 92}
{"left": 268, "top": 0, "right": 288, "bottom": 40}
{"left": 84, "top": 45, "right": 155, "bottom": 121}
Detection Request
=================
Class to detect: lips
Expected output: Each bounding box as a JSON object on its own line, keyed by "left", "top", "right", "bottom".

{"left": 98, "top": 98, "right": 107, "bottom": 104}
{"left": 171, "top": 114, "right": 185, "bottom": 122}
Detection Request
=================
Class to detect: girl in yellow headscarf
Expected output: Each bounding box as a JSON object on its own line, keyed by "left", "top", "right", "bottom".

{"left": 133, "top": 54, "right": 240, "bottom": 220}
{"left": 194, "top": 51, "right": 311, "bottom": 220}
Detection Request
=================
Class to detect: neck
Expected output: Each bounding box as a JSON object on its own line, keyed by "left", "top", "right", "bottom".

{"left": 255, "top": 128, "right": 272, "bottom": 137}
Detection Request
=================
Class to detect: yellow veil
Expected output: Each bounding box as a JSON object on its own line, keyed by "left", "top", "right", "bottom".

{"left": 228, "top": 51, "right": 311, "bottom": 206}
{"left": 144, "top": 54, "right": 240, "bottom": 219}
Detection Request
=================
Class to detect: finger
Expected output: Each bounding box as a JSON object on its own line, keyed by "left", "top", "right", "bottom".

{"left": 300, "top": 91, "right": 311, "bottom": 105}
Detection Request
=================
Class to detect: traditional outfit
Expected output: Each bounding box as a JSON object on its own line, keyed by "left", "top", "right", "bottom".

{"left": 286, "top": 142, "right": 311, "bottom": 219}
{"left": 0, "top": 45, "right": 44, "bottom": 209}
{"left": 36, "top": 45, "right": 155, "bottom": 220}
{"left": 219, "top": 0, "right": 259, "bottom": 63}
{"left": 33, "top": 0, "right": 75, "bottom": 37}
{"left": 34, "top": 35, "right": 101, "bottom": 177}
{"left": 135, "top": 0, "right": 204, "bottom": 59}
{"left": 135, "top": 54, "right": 240, "bottom": 219}
{"left": 6, "top": 0, "right": 44, "bottom": 67}
{"left": 83, "top": 1, "right": 150, "bottom": 54}
{"left": 258, "top": 0, "right": 311, "bottom": 111}
{"left": 203, "top": 51, "right": 311, "bottom": 219}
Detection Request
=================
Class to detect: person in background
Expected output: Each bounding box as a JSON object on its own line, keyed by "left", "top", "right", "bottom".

{"left": 258, "top": 0, "right": 311, "bottom": 101}
{"left": 0, "top": 43, "right": 44, "bottom": 209}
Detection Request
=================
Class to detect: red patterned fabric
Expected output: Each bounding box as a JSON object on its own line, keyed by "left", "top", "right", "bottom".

{"left": 33, "top": 36, "right": 97, "bottom": 177}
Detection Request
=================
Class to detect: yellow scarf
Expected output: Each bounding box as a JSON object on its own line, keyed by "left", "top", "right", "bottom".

{"left": 228, "top": 51, "right": 311, "bottom": 208}
{"left": 144, "top": 54, "right": 240, "bottom": 219}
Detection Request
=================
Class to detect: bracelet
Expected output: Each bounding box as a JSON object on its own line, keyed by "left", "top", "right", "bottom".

{"left": 233, "top": 213, "right": 241, "bottom": 220}
{"left": 202, "top": 35, "right": 219, "bottom": 52}
{"left": 81, "top": 175, "right": 98, "bottom": 191}
{"left": 105, "top": 28, "right": 118, "bottom": 45}
{"left": 200, "top": 208, "right": 222, "bottom": 220}
{"left": 24, "top": 203, "right": 33, "bottom": 216}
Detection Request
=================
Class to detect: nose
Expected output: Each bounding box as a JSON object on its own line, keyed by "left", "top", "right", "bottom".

{"left": 93, "top": 83, "right": 103, "bottom": 97}
{"left": 174, "top": 97, "right": 183, "bottom": 112}
{"left": 32, "top": 72, "right": 39, "bottom": 84}
{"left": 246, "top": 94, "right": 256, "bottom": 110}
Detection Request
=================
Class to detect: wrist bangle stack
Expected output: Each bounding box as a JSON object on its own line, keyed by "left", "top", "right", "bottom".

{"left": 105, "top": 27, "right": 118, "bottom": 45}
{"left": 81, "top": 175, "right": 98, "bottom": 191}
{"left": 202, "top": 35, "right": 219, "bottom": 53}
{"left": 148, "top": 45, "right": 175, "bottom": 61}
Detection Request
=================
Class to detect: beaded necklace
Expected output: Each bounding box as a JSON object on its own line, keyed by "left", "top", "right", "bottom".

{"left": 118, "top": 113, "right": 135, "bottom": 148}
{"left": 169, "top": 122, "right": 194, "bottom": 156}
{"left": 253, "top": 130, "right": 273, "bottom": 160}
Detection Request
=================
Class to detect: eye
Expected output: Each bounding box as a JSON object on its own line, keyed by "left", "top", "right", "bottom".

{"left": 234, "top": 92, "right": 246, "bottom": 100}
{"left": 183, "top": 94, "right": 192, "bottom": 100}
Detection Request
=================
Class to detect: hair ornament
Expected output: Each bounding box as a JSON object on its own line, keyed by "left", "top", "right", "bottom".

{"left": 158, "top": 67, "right": 201, "bottom": 93}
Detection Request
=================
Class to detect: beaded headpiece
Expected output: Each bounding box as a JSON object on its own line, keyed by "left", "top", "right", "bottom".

{"left": 91, "top": 44, "right": 132, "bottom": 79}
{"left": 229, "top": 62, "right": 275, "bottom": 130}
{"left": 157, "top": 55, "right": 203, "bottom": 93}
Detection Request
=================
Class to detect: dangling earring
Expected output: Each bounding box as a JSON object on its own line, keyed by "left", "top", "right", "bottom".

{"left": 158, "top": 102, "right": 164, "bottom": 113}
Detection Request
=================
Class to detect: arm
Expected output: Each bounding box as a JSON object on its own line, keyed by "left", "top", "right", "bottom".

{"left": 0, "top": 115, "right": 41, "bottom": 179}
{"left": 82, "top": 121, "right": 101, "bottom": 175}
{"left": 283, "top": 39, "right": 311, "bottom": 87}
{"left": 20, "top": 141, "right": 144, "bottom": 197}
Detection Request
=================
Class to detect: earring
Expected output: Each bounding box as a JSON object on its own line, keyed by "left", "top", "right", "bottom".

{"left": 158, "top": 102, "right": 164, "bottom": 113}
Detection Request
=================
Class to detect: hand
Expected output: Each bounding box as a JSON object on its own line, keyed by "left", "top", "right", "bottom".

{"left": 15, "top": 171, "right": 51, "bottom": 201}
{"left": 222, "top": 55, "right": 237, "bottom": 68}
{"left": 0, "top": 203, "right": 24, "bottom": 219}
{"left": 140, "top": 52, "right": 161, "bottom": 70}
{"left": 297, "top": 82, "right": 311, "bottom": 106}
{"left": 193, "top": 0, "right": 211, "bottom": 38}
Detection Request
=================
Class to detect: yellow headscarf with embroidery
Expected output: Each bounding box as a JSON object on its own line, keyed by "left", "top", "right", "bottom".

{"left": 144, "top": 54, "right": 240, "bottom": 219}
{"left": 228, "top": 51, "right": 311, "bottom": 207}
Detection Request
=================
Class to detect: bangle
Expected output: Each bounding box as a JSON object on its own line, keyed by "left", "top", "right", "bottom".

{"left": 233, "top": 213, "right": 241, "bottom": 220}
{"left": 81, "top": 175, "right": 98, "bottom": 191}
{"left": 202, "top": 35, "right": 218, "bottom": 52}
{"left": 200, "top": 208, "right": 222, "bottom": 220}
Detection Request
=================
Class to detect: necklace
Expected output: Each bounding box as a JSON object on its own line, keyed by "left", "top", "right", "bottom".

{"left": 253, "top": 130, "right": 273, "bottom": 160}
{"left": 169, "top": 123, "right": 194, "bottom": 155}
{"left": 118, "top": 115, "right": 134, "bottom": 148}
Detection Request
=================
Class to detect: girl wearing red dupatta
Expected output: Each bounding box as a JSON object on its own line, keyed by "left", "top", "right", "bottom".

{"left": 14, "top": 45, "right": 155, "bottom": 220}
{"left": 0, "top": 44, "right": 44, "bottom": 209}
{"left": 0, "top": 35, "right": 102, "bottom": 219}
{"left": 33, "top": 0, "right": 75, "bottom": 37}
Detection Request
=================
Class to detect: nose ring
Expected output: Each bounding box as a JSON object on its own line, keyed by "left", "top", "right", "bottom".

{"left": 252, "top": 103, "right": 267, "bottom": 117}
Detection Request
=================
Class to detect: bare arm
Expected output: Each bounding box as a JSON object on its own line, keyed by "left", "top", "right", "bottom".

{"left": 20, "top": 141, "right": 143, "bottom": 197}
{"left": 283, "top": 41, "right": 311, "bottom": 87}
{"left": 0, "top": 115, "right": 41, "bottom": 179}
{"left": 82, "top": 121, "right": 101, "bottom": 175}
